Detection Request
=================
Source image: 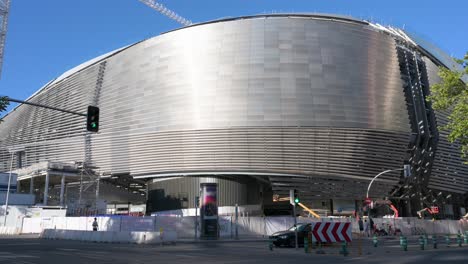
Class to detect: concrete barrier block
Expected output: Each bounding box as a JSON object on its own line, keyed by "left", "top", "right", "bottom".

{"left": 83, "top": 231, "right": 92, "bottom": 241}
{"left": 56, "top": 230, "right": 63, "bottom": 240}
{"left": 90, "top": 231, "right": 98, "bottom": 242}
{"left": 114, "top": 231, "right": 130, "bottom": 243}
{"left": 164, "top": 231, "right": 177, "bottom": 242}
{"left": 144, "top": 232, "right": 159, "bottom": 244}
{"left": 101, "top": 232, "right": 112, "bottom": 243}
{"left": 130, "top": 232, "right": 145, "bottom": 244}
{"left": 40, "top": 229, "right": 50, "bottom": 239}
{"left": 65, "top": 230, "right": 71, "bottom": 240}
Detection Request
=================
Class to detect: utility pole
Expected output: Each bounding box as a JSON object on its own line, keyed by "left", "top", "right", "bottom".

{"left": 290, "top": 189, "right": 298, "bottom": 249}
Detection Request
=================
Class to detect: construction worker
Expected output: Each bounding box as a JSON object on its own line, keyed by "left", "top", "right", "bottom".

{"left": 92, "top": 218, "right": 98, "bottom": 231}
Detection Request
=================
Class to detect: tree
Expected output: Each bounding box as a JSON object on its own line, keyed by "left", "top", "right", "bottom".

{"left": 428, "top": 52, "right": 468, "bottom": 163}
{"left": 0, "top": 96, "right": 9, "bottom": 122}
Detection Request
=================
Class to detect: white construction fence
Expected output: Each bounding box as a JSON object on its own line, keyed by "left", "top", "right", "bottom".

{"left": 20, "top": 216, "right": 468, "bottom": 239}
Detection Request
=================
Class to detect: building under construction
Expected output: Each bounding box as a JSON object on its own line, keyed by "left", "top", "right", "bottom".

{"left": 0, "top": 14, "right": 467, "bottom": 218}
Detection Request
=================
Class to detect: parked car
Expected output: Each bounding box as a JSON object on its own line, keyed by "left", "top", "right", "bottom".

{"left": 269, "top": 223, "right": 311, "bottom": 247}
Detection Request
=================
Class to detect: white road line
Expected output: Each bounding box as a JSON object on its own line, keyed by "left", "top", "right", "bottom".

{"left": 0, "top": 243, "right": 40, "bottom": 246}
{"left": 0, "top": 252, "right": 39, "bottom": 259}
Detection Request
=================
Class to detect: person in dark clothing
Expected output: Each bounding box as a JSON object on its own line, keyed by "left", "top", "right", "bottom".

{"left": 92, "top": 218, "right": 98, "bottom": 231}
{"left": 358, "top": 218, "right": 364, "bottom": 234}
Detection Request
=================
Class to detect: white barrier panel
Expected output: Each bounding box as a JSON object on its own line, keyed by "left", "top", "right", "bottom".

{"left": 0, "top": 226, "right": 20, "bottom": 235}
{"left": 24, "top": 216, "right": 468, "bottom": 238}
{"left": 40, "top": 229, "right": 177, "bottom": 244}
{"left": 22, "top": 218, "right": 42, "bottom": 233}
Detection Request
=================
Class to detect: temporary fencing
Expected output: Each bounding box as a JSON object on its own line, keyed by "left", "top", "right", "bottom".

{"left": 22, "top": 216, "right": 468, "bottom": 239}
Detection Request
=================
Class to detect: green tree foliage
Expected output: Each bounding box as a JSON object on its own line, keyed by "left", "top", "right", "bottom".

{"left": 0, "top": 96, "right": 9, "bottom": 122}
{"left": 428, "top": 52, "right": 468, "bottom": 162}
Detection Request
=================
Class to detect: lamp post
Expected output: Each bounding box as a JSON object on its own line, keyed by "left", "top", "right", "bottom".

{"left": 366, "top": 165, "right": 411, "bottom": 199}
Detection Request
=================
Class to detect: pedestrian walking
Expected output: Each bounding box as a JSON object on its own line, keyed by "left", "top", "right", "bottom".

{"left": 358, "top": 218, "right": 364, "bottom": 235}
{"left": 364, "top": 219, "right": 370, "bottom": 237}
{"left": 92, "top": 217, "right": 98, "bottom": 231}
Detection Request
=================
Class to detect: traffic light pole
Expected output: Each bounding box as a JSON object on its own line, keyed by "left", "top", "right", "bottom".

{"left": 3, "top": 97, "right": 87, "bottom": 117}
{"left": 293, "top": 204, "right": 298, "bottom": 249}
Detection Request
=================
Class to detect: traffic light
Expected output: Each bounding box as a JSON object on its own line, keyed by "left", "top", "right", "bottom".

{"left": 86, "top": 106, "right": 99, "bottom": 132}
{"left": 294, "top": 189, "right": 299, "bottom": 204}
{"left": 290, "top": 189, "right": 300, "bottom": 205}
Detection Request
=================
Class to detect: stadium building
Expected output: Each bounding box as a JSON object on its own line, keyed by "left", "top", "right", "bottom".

{"left": 0, "top": 14, "right": 467, "bottom": 218}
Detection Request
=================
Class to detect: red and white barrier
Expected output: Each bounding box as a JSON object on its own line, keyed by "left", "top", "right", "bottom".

{"left": 311, "top": 222, "right": 352, "bottom": 242}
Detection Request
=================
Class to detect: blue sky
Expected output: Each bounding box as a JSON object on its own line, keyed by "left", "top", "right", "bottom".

{"left": 1, "top": 0, "right": 467, "bottom": 115}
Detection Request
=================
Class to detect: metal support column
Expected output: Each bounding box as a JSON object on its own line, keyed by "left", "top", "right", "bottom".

{"left": 29, "top": 177, "right": 34, "bottom": 194}
{"left": 293, "top": 204, "right": 298, "bottom": 249}
{"left": 2, "top": 151, "right": 14, "bottom": 226}
{"left": 43, "top": 171, "right": 49, "bottom": 206}
{"left": 95, "top": 175, "right": 100, "bottom": 214}
{"left": 235, "top": 203, "right": 239, "bottom": 240}
{"left": 59, "top": 175, "right": 65, "bottom": 207}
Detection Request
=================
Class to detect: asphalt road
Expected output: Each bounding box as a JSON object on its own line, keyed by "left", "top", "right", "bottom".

{"left": 0, "top": 235, "right": 467, "bottom": 264}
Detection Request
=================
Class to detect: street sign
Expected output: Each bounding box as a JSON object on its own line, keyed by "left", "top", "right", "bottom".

{"left": 311, "top": 222, "right": 352, "bottom": 243}
{"left": 364, "top": 198, "right": 372, "bottom": 205}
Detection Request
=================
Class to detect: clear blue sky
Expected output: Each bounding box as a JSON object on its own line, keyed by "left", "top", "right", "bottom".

{"left": 1, "top": 0, "right": 467, "bottom": 115}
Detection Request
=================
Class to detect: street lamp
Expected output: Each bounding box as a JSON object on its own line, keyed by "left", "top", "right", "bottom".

{"left": 366, "top": 165, "right": 411, "bottom": 199}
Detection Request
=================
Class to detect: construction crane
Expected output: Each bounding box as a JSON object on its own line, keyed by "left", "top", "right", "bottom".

{"left": 0, "top": 0, "right": 11, "bottom": 78}
{"left": 273, "top": 195, "right": 321, "bottom": 218}
{"left": 138, "top": 0, "right": 192, "bottom": 26}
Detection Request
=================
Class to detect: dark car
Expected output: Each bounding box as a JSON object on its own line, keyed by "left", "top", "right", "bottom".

{"left": 269, "top": 223, "right": 311, "bottom": 247}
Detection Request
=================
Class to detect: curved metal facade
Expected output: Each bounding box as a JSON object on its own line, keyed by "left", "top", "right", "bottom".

{"left": 0, "top": 15, "right": 466, "bottom": 203}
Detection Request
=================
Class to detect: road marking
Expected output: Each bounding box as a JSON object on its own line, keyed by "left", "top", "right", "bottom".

{"left": 57, "top": 248, "right": 79, "bottom": 251}
{"left": 0, "top": 251, "right": 39, "bottom": 259}
{"left": 0, "top": 243, "right": 40, "bottom": 246}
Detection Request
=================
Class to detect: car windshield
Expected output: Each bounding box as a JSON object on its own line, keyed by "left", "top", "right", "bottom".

{"left": 288, "top": 224, "right": 306, "bottom": 231}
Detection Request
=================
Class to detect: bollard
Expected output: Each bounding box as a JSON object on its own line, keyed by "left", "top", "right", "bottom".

{"left": 400, "top": 236, "right": 408, "bottom": 251}
{"left": 339, "top": 241, "right": 349, "bottom": 256}
{"left": 464, "top": 231, "right": 468, "bottom": 245}
{"left": 304, "top": 237, "right": 309, "bottom": 253}
{"left": 432, "top": 234, "right": 437, "bottom": 249}
{"left": 419, "top": 236, "right": 425, "bottom": 250}
{"left": 316, "top": 242, "right": 325, "bottom": 254}
{"left": 372, "top": 234, "right": 378, "bottom": 247}
{"left": 269, "top": 239, "right": 274, "bottom": 251}
{"left": 308, "top": 232, "right": 313, "bottom": 251}
{"left": 445, "top": 234, "right": 450, "bottom": 247}
{"left": 456, "top": 232, "right": 462, "bottom": 247}
{"left": 423, "top": 234, "right": 428, "bottom": 247}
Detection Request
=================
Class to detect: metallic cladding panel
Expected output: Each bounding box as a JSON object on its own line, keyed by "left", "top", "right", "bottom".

{"left": 1, "top": 16, "right": 416, "bottom": 198}
{"left": 99, "top": 17, "right": 408, "bottom": 133}
{"left": 424, "top": 58, "right": 468, "bottom": 193}
{"left": 148, "top": 176, "right": 261, "bottom": 207}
